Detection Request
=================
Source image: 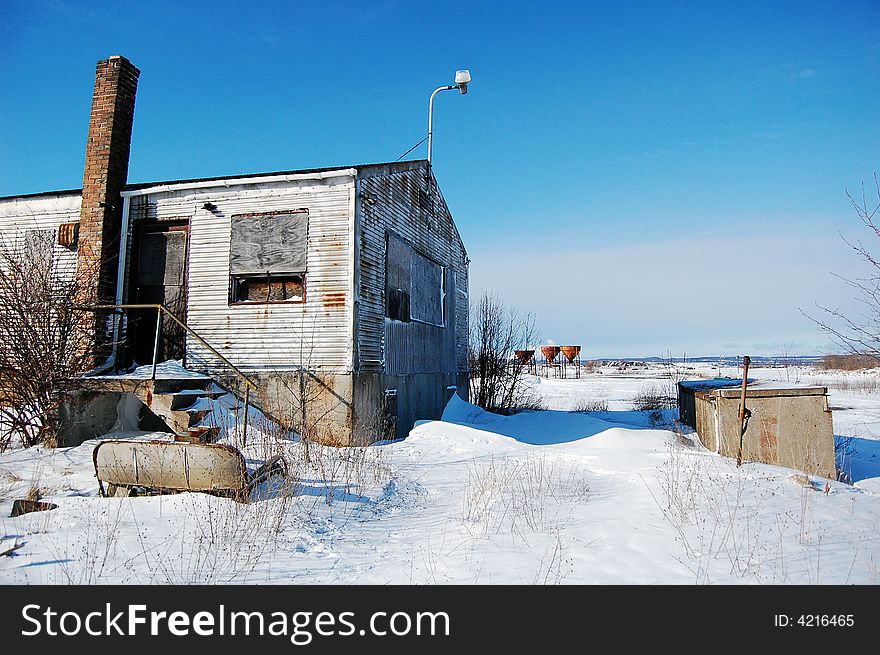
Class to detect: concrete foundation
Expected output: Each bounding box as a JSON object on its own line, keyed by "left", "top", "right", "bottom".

{"left": 59, "top": 367, "right": 470, "bottom": 448}
{"left": 248, "top": 371, "right": 355, "bottom": 446}
{"left": 60, "top": 389, "right": 169, "bottom": 446}
{"left": 246, "top": 370, "right": 468, "bottom": 445}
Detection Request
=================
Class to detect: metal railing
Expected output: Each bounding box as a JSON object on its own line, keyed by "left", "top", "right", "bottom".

{"left": 84, "top": 303, "right": 258, "bottom": 445}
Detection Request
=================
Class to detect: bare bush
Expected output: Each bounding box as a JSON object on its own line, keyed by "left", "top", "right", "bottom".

{"left": 0, "top": 234, "right": 97, "bottom": 449}
{"left": 632, "top": 384, "right": 677, "bottom": 412}
{"left": 468, "top": 292, "right": 540, "bottom": 415}
{"left": 571, "top": 396, "right": 609, "bottom": 413}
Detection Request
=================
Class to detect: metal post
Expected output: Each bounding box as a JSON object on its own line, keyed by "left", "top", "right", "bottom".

{"left": 736, "top": 355, "right": 751, "bottom": 467}
{"left": 427, "top": 85, "right": 455, "bottom": 168}
{"left": 242, "top": 384, "right": 250, "bottom": 448}
{"left": 151, "top": 307, "right": 162, "bottom": 381}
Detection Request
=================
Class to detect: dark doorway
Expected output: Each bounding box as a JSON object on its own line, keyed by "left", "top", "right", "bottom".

{"left": 130, "top": 222, "right": 188, "bottom": 365}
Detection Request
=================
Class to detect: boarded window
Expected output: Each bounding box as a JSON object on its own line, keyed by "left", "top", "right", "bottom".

{"left": 229, "top": 210, "right": 308, "bottom": 304}
{"left": 137, "top": 231, "right": 187, "bottom": 287}
{"left": 386, "top": 235, "right": 412, "bottom": 322}
{"left": 385, "top": 234, "right": 444, "bottom": 326}
{"left": 229, "top": 210, "right": 308, "bottom": 275}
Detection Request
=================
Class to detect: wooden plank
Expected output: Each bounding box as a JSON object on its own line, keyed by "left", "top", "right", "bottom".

{"left": 137, "top": 231, "right": 186, "bottom": 286}
{"left": 410, "top": 248, "right": 443, "bottom": 326}
{"left": 230, "top": 211, "right": 308, "bottom": 274}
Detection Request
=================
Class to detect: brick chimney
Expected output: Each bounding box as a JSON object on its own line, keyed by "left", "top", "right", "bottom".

{"left": 76, "top": 55, "right": 139, "bottom": 361}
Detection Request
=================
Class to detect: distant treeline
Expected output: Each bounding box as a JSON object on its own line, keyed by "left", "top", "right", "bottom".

{"left": 818, "top": 353, "right": 880, "bottom": 371}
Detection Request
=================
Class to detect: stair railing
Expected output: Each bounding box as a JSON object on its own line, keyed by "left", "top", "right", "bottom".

{"left": 84, "top": 303, "right": 258, "bottom": 445}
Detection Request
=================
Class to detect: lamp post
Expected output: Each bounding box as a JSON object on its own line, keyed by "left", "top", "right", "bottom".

{"left": 427, "top": 69, "right": 471, "bottom": 168}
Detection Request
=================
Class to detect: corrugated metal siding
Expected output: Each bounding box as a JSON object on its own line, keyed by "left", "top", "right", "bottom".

{"left": 383, "top": 269, "right": 457, "bottom": 374}
{"left": 0, "top": 193, "right": 81, "bottom": 283}
{"left": 130, "top": 178, "right": 355, "bottom": 374}
{"left": 356, "top": 164, "right": 468, "bottom": 375}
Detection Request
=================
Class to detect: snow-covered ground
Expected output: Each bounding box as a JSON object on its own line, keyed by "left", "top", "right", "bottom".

{"left": 1, "top": 362, "right": 878, "bottom": 584}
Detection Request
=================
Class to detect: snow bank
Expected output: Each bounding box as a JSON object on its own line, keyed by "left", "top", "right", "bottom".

{"left": 440, "top": 394, "right": 624, "bottom": 445}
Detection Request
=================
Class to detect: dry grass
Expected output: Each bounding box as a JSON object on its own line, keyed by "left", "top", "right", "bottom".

{"left": 463, "top": 454, "right": 590, "bottom": 538}
{"left": 817, "top": 353, "right": 880, "bottom": 371}
{"left": 33, "top": 415, "right": 396, "bottom": 584}
{"left": 814, "top": 375, "right": 880, "bottom": 394}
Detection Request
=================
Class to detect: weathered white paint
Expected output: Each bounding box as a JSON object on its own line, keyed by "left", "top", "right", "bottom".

{"left": 0, "top": 192, "right": 81, "bottom": 282}
{"left": 0, "top": 163, "right": 469, "bottom": 389}
{"left": 128, "top": 176, "right": 356, "bottom": 375}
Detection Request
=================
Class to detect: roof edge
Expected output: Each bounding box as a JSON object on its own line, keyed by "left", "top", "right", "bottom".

{"left": 124, "top": 159, "right": 428, "bottom": 192}
{"left": 0, "top": 160, "right": 430, "bottom": 201}
{"left": 0, "top": 188, "right": 82, "bottom": 202}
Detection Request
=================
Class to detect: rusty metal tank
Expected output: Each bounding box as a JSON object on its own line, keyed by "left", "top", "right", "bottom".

{"left": 541, "top": 345, "right": 560, "bottom": 363}
{"left": 514, "top": 349, "right": 535, "bottom": 364}
{"left": 561, "top": 346, "right": 581, "bottom": 363}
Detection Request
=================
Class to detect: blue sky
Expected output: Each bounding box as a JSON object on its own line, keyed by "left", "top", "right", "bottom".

{"left": 2, "top": 0, "right": 879, "bottom": 356}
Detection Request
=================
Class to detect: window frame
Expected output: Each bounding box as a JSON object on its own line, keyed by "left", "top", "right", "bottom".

{"left": 229, "top": 272, "right": 307, "bottom": 305}
{"left": 385, "top": 232, "right": 447, "bottom": 328}
{"left": 228, "top": 209, "right": 309, "bottom": 306}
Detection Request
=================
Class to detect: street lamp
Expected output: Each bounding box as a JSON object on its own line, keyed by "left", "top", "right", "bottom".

{"left": 427, "top": 69, "right": 471, "bottom": 168}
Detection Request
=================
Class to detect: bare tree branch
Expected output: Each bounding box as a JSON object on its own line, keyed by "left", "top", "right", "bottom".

{"left": 0, "top": 234, "right": 98, "bottom": 449}
{"left": 468, "top": 292, "right": 540, "bottom": 415}
{"left": 804, "top": 174, "right": 880, "bottom": 364}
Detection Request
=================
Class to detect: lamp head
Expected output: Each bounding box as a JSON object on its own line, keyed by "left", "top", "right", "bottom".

{"left": 455, "top": 69, "right": 471, "bottom": 94}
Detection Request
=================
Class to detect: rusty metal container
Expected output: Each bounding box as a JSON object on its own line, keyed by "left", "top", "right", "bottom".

{"left": 560, "top": 346, "right": 581, "bottom": 363}
{"left": 93, "top": 440, "right": 249, "bottom": 500}
{"left": 541, "top": 345, "right": 560, "bottom": 362}
{"left": 514, "top": 349, "right": 535, "bottom": 364}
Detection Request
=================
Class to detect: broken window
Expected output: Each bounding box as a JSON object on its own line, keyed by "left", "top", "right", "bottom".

{"left": 385, "top": 234, "right": 445, "bottom": 326}
{"left": 231, "top": 274, "right": 304, "bottom": 303}
{"left": 229, "top": 210, "right": 308, "bottom": 304}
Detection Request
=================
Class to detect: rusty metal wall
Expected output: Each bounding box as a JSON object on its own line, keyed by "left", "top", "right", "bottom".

{"left": 383, "top": 269, "right": 457, "bottom": 374}
{"left": 355, "top": 162, "right": 468, "bottom": 376}
{"left": 128, "top": 175, "right": 356, "bottom": 374}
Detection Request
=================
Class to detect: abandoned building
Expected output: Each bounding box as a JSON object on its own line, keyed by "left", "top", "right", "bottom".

{"left": 0, "top": 55, "right": 469, "bottom": 445}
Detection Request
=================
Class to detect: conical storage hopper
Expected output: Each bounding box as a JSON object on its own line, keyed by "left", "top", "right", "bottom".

{"left": 541, "top": 345, "right": 560, "bottom": 363}
{"left": 561, "top": 346, "right": 581, "bottom": 363}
